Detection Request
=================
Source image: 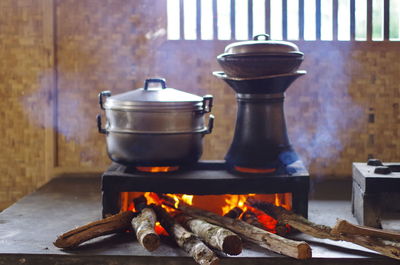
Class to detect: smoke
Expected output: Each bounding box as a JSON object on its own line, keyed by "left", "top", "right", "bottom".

{"left": 288, "top": 46, "right": 364, "bottom": 176}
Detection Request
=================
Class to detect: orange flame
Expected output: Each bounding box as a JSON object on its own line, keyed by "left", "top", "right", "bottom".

{"left": 121, "top": 192, "right": 292, "bottom": 235}
{"left": 136, "top": 166, "right": 179, "bottom": 173}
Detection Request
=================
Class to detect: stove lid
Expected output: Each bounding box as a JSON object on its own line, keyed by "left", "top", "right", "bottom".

{"left": 104, "top": 78, "right": 206, "bottom": 111}
{"left": 222, "top": 34, "right": 303, "bottom": 57}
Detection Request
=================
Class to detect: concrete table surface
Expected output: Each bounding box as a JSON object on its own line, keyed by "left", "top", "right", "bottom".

{"left": 0, "top": 175, "right": 398, "bottom": 265}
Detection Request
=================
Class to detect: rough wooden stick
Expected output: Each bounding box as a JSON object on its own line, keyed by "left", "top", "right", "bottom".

{"left": 176, "top": 213, "right": 242, "bottom": 255}
{"left": 332, "top": 219, "right": 400, "bottom": 241}
{"left": 224, "top": 207, "right": 243, "bottom": 219}
{"left": 152, "top": 205, "right": 219, "bottom": 265}
{"left": 131, "top": 207, "right": 160, "bottom": 252}
{"left": 174, "top": 203, "right": 311, "bottom": 259}
{"left": 54, "top": 211, "right": 136, "bottom": 249}
{"left": 248, "top": 200, "right": 400, "bottom": 260}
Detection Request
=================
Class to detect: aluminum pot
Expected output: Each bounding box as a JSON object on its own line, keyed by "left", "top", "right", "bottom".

{"left": 217, "top": 34, "right": 304, "bottom": 78}
{"left": 97, "top": 78, "right": 214, "bottom": 166}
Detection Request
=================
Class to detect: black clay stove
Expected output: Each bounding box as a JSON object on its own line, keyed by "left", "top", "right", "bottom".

{"left": 213, "top": 71, "right": 306, "bottom": 173}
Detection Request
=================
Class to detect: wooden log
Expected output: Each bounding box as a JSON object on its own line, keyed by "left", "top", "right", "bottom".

{"left": 152, "top": 205, "right": 220, "bottom": 265}
{"left": 176, "top": 213, "right": 242, "bottom": 255}
{"left": 54, "top": 211, "right": 136, "bottom": 249}
{"left": 133, "top": 195, "right": 148, "bottom": 212}
{"left": 174, "top": 203, "right": 312, "bottom": 259}
{"left": 247, "top": 199, "right": 334, "bottom": 239}
{"left": 248, "top": 200, "right": 400, "bottom": 260}
{"left": 332, "top": 219, "right": 400, "bottom": 241}
{"left": 241, "top": 210, "right": 265, "bottom": 229}
{"left": 131, "top": 207, "right": 160, "bottom": 252}
{"left": 224, "top": 207, "right": 243, "bottom": 219}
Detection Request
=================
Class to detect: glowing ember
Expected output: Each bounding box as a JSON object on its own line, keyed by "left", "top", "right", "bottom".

{"left": 136, "top": 166, "right": 179, "bottom": 173}
{"left": 122, "top": 192, "right": 292, "bottom": 235}
{"left": 234, "top": 166, "right": 276, "bottom": 174}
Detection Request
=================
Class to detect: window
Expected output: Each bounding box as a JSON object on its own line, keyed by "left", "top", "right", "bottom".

{"left": 167, "top": 0, "right": 400, "bottom": 41}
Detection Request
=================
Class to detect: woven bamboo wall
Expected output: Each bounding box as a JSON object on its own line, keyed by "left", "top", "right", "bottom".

{"left": 0, "top": 0, "right": 54, "bottom": 210}
{"left": 1, "top": 0, "right": 399, "bottom": 210}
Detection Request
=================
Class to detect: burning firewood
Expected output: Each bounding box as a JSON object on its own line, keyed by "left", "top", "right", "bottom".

{"left": 224, "top": 207, "right": 243, "bottom": 219}
{"left": 130, "top": 196, "right": 160, "bottom": 252}
{"left": 175, "top": 213, "right": 242, "bottom": 255}
{"left": 241, "top": 210, "right": 265, "bottom": 229}
{"left": 171, "top": 202, "right": 312, "bottom": 259}
{"left": 54, "top": 211, "right": 136, "bottom": 249}
{"left": 152, "top": 205, "right": 220, "bottom": 265}
{"left": 248, "top": 199, "right": 400, "bottom": 260}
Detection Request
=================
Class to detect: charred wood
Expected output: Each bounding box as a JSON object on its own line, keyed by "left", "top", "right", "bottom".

{"left": 54, "top": 211, "right": 136, "bottom": 249}
{"left": 224, "top": 207, "right": 243, "bottom": 219}
{"left": 152, "top": 205, "right": 220, "bottom": 265}
{"left": 176, "top": 213, "right": 242, "bottom": 255}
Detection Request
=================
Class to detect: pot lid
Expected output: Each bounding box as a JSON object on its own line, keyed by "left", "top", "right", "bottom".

{"left": 223, "top": 34, "right": 302, "bottom": 56}
{"left": 104, "top": 78, "right": 205, "bottom": 110}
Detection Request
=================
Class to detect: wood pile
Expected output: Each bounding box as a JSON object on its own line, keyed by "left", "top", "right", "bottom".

{"left": 54, "top": 194, "right": 400, "bottom": 264}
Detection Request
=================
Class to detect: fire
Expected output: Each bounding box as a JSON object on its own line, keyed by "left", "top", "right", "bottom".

{"left": 234, "top": 166, "right": 276, "bottom": 174}
{"left": 136, "top": 166, "right": 179, "bottom": 173}
{"left": 121, "top": 192, "right": 292, "bottom": 235}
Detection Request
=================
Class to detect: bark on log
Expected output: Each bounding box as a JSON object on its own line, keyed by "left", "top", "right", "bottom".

{"left": 174, "top": 203, "right": 312, "bottom": 259}
{"left": 248, "top": 200, "right": 400, "bottom": 260}
{"left": 332, "top": 219, "right": 400, "bottom": 241}
{"left": 152, "top": 205, "right": 219, "bottom": 265}
{"left": 131, "top": 207, "right": 160, "bottom": 252}
{"left": 54, "top": 211, "right": 136, "bottom": 249}
{"left": 176, "top": 213, "right": 242, "bottom": 255}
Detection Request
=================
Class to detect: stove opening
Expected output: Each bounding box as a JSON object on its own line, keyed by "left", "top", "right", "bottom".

{"left": 120, "top": 192, "right": 292, "bottom": 235}
{"left": 135, "top": 166, "right": 180, "bottom": 173}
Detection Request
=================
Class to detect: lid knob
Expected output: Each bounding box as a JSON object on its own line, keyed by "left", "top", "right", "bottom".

{"left": 253, "top": 34, "right": 270, "bottom": 41}
{"left": 144, "top": 78, "right": 167, "bottom": 90}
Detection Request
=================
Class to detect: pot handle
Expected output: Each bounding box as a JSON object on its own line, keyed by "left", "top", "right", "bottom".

{"left": 204, "top": 114, "right": 214, "bottom": 134}
{"left": 96, "top": 114, "right": 107, "bottom": 134}
{"left": 253, "top": 34, "right": 270, "bottom": 40}
{"left": 202, "top": 95, "right": 213, "bottom": 113}
{"left": 144, "top": 78, "right": 167, "bottom": 90}
{"left": 99, "top": 91, "right": 111, "bottom": 110}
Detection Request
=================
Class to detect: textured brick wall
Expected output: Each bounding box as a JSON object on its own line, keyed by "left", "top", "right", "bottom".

{"left": 1, "top": 0, "right": 399, "bottom": 210}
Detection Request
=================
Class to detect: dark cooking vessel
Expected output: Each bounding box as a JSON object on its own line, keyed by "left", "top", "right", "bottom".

{"left": 97, "top": 78, "right": 214, "bottom": 166}
{"left": 217, "top": 34, "right": 304, "bottom": 78}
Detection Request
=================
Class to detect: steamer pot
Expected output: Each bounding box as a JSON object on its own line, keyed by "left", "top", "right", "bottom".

{"left": 97, "top": 78, "right": 214, "bottom": 166}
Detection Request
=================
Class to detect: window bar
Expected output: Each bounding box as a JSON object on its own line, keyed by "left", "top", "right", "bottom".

{"left": 213, "top": 0, "right": 218, "bottom": 40}
{"left": 316, "top": 0, "right": 322, "bottom": 40}
{"left": 333, "top": 0, "right": 338, "bottom": 40}
{"left": 282, "top": 0, "right": 288, "bottom": 40}
{"left": 350, "top": 0, "right": 355, "bottom": 40}
{"left": 248, "top": 0, "right": 254, "bottom": 39}
{"left": 367, "top": 0, "right": 372, "bottom": 41}
{"left": 265, "top": 0, "right": 271, "bottom": 35}
{"left": 231, "top": 0, "right": 236, "bottom": 39}
{"left": 383, "top": 0, "right": 390, "bottom": 40}
{"left": 179, "top": 0, "right": 185, "bottom": 39}
{"left": 299, "top": 0, "right": 305, "bottom": 40}
{"left": 196, "top": 0, "right": 201, "bottom": 39}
